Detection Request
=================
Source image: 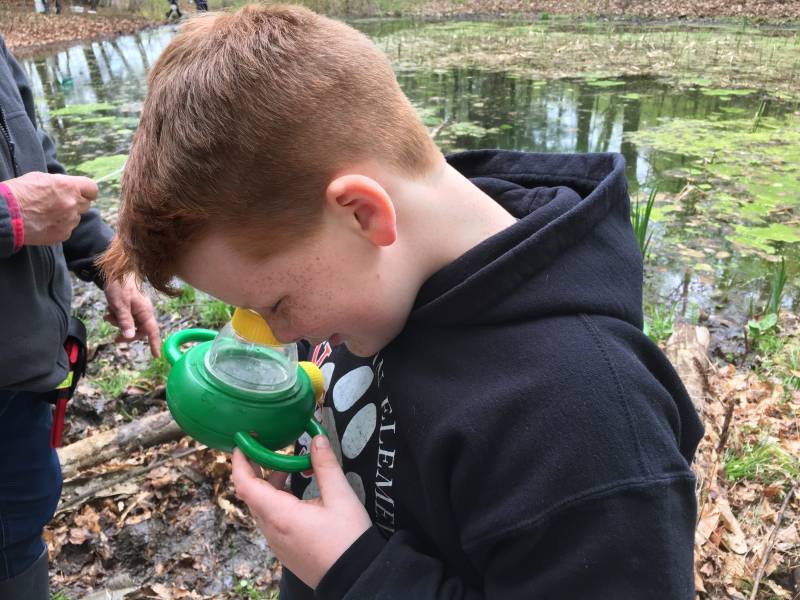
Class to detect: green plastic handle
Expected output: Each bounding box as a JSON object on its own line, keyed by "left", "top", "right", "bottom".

{"left": 234, "top": 418, "right": 328, "bottom": 473}
{"left": 163, "top": 328, "right": 218, "bottom": 365}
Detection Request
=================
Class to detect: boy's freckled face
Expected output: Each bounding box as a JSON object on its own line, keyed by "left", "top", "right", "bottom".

{"left": 176, "top": 222, "right": 412, "bottom": 358}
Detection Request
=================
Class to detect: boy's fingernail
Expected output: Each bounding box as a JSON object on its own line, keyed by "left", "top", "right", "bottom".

{"left": 315, "top": 435, "right": 329, "bottom": 449}
{"left": 123, "top": 328, "right": 135, "bottom": 338}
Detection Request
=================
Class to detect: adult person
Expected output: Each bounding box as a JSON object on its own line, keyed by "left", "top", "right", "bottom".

{"left": 0, "top": 34, "right": 161, "bottom": 599}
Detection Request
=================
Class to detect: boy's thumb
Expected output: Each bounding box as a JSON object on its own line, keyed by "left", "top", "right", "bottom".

{"left": 311, "top": 435, "right": 350, "bottom": 502}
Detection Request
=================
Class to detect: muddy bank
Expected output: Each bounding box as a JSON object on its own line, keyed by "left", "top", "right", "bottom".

{"left": 0, "top": 10, "right": 156, "bottom": 56}
{"left": 3, "top": 0, "right": 800, "bottom": 58}
{"left": 420, "top": 0, "right": 800, "bottom": 21}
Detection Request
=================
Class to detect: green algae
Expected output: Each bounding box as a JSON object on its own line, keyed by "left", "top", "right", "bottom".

{"left": 586, "top": 79, "right": 627, "bottom": 88}
{"left": 371, "top": 21, "right": 800, "bottom": 99}
{"left": 50, "top": 103, "right": 116, "bottom": 117}
{"left": 701, "top": 89, "right": 757, "bottom": 97}
{"left": 730, "top": 223, "right": 800, "bottom": 255}
{"left": 627, "top": 113, "right": 800, "bottom": 255}
{"left": 74, "top": 154, "right": 128, "bottom": 181}
{"left": 446, "top": 121, "right": 499, "bottom": 138}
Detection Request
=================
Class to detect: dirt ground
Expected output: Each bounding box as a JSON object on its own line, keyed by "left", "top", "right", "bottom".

{"left": 0, "top": 5, "right": 155, "bottom": 56}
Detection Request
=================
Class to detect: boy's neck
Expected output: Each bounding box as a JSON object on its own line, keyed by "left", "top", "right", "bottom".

{"left": 389, "top": 159, "right": 518, "bottom": 286}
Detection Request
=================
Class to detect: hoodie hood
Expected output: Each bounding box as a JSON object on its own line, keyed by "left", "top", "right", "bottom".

{"left": 412, "top": 150, "right": 643, "bottom": 330}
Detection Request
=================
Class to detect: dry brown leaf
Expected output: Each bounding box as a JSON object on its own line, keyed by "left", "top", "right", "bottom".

{"left": 68, "top": 527, "right": 91, "bottom": 545}
{"left": 73, "top": 505, "right": 101, "bottom": 533}
{"left": 125, "top": 510, "right": 152, "bottom": 525}
{"left": 217, "top": 495, "right": 248, "bottom": 522}
{"left": 774, "top": 523, "right": 800, "bottom": 551}
{"left": 696, "top": 506, "right": 721, "bottom": 545}
{"left": 694, "top": 564, "right": 707, "bottom": 593}
{"left": 721, "top": 552, "right": 748, "bottom": 582}
{"left": 716, "top": 497, "right": 749, "bottom": 554}
{"left": 765, "top": 579, "right": 792, "bottom": 598}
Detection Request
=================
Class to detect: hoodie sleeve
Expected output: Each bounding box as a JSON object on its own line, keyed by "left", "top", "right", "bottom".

{"left": 4, "top": 40, "right": 113, "bottom": 285}
{"left": 314, "top": 476, "right": 697, "bottom": 600}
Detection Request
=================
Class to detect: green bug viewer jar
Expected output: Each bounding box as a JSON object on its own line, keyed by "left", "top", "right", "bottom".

{"left": 163, "top": 307, "right": 327, "bottom": 472}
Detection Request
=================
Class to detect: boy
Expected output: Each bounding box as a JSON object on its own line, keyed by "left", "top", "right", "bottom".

{"left": 101, "top": 5, "right": 703, "bottom": 598}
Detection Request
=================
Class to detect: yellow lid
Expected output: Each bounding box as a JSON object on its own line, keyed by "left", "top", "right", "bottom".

{"left": 299, "top": 361, "right": 325, "bottom": 401}
{"left": 231, "top": 308, "right": 280, "bottom": 345}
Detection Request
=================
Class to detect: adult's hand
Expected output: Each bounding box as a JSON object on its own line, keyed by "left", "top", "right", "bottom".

{"left": 103, "top": 275, "right": 162, "bottom": 357}
{"left": 4, "top": 171, "right": 97, "bottom": 245}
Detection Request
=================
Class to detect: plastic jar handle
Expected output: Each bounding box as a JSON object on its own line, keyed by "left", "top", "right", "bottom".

{"left": 163, "top": 328, "right": 218, "bottom": 365}
{"left": 233, "top": 417, "right": 328, "bottom": 473}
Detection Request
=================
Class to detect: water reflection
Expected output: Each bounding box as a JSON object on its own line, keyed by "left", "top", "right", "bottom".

{"left": 15, "top": 22, "right": 796, "bottom": 322}
{"left": 22, "top": 27, "right": 176, "bottom": 144}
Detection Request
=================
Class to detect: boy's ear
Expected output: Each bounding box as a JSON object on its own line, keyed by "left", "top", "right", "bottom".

{"left": 325, "top": 174, "right": 397, "bottom": 247}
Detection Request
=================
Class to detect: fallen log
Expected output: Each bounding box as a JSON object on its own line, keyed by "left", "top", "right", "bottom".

{"left": 57, "top": 410, "right": 185, "bottom": 480}
{"left": 57, "top": 446, "right": 201, "bottom": 515}
{"left": 665, "top": 322, "right": 712, "bottom": 415}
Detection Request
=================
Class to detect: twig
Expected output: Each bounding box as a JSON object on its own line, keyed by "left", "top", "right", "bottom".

{"left": 749, "top": 481, "right": 797, "bottom": 600}
{"left": 694, "top": 355, "right": 711, "bottom": 401}
{"left": 94, "top": 162, "right": 126, "bottom": 183}
{"left": 57, "top": 446, "right": 202, "bottom": 515}
{"left": 429, "top": 117, "right": 451, "bottom": 140}
{"left": 696, "top": 460, "right": 720, "bottom": 527}
{"left": 716, "top": 394, "right": 736, "bottom": 455}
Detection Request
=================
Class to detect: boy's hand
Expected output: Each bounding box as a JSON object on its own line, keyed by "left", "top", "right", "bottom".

{"left": 232, "top": 436, "right": 372, "bottom": 589}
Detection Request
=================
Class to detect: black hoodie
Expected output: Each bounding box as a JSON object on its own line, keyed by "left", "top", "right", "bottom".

{"left": 283, "top": 150, "right": 703, "bottom": 600}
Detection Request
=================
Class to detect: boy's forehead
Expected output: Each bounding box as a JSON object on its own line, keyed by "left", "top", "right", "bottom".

{"left": 178, "top": 233, "right": 256, "bottom": 299}
{"left": 177, "top": 230, "right": 293, "bottom": 304}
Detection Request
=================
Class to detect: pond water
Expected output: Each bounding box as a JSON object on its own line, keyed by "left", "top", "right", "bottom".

{"left": 18, "top": 19, "right": 799, "bottom": 336}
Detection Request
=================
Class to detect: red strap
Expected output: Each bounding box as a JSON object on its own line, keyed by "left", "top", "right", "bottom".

{"left": 0, "top": 182, "right": 24, "bottom": 253}
{"left": 51, "top": 339, "right": 83, "bottom": 448}
{"left": 50, "top": 396, "right": 69, "bottom": 448}
{"left": 67, "top": 339, "right": 80, "bottom": 364}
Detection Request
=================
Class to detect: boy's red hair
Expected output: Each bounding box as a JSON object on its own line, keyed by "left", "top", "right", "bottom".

{"left": 100, "top": 4, "right": 440, "bottom": 293}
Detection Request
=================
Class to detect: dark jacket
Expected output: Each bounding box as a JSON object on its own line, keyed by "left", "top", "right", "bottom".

{"left": 284, "top": 150, "right": 703, "bottom": 599}
{"left": 0, "top": 36, "right": 112, "bottom": 392}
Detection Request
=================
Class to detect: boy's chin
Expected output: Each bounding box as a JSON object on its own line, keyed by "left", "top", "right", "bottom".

{"left": 342, "top": 338, "right": 379, "bottom": 358}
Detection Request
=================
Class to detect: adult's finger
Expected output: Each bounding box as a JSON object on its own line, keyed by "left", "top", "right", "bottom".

{"left": 72, "top": 175, "right": 98, "bottom": 201}
{"left": 132, "top": 304, "right": 162, "bottom": 357}
{"left": 112, "top": 300, "right": 136, "bottom": 340}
